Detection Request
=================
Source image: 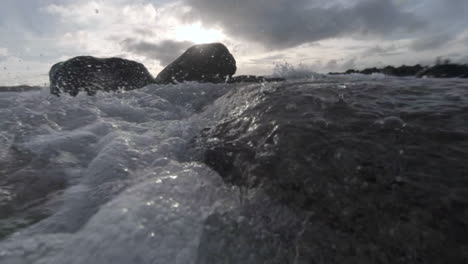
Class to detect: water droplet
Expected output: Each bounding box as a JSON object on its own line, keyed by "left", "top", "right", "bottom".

{"left": 285, "top": 103, "right": 297, "bottom": 111}
{"left": 374, "top": 116, "right": 406, "bottom": 130}
{"left": 395, "top": 176, "right": 404, "bottom": 183}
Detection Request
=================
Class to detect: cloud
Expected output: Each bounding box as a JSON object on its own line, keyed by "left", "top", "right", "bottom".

{"left": 2, "top": 0, "right": 468, "bottom": 84}
{"left": 248, "top": 54, "right": 289, "bottom": 64}
{"left": 121, "top": 39, "right": 194, "bottom": 65}
{"left": 183, "top": 0, "right": 424, "bottom": 49}
{"left": 0, "top": 47, "right": 8, "bottom": 61}
{"left": 410, "top": 34, "right": 454, "bottom": 51}
{"left": 342, "top": 58, "right": 357, "bottom": 70}
{"left": 0, "top": 47, "right": 8, "bottom": 56}
{"left": 366, "top": 44, "right": 402, "bottom": 56}
{"left": 133, "top": 27, "right": 156, "bottom": 37}
{"left": 326, "top": 59, "right": 338, "bottom": 70}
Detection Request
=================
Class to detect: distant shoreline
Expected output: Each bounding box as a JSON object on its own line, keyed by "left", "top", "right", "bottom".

{"left": 0, "top": 85, "right": 43, "bottom": 92}
{"left": 328, "top": 62, "right": 468, "bottom": 78}
{"left": 2, "top": 62, "right": 468, "bottom": 92}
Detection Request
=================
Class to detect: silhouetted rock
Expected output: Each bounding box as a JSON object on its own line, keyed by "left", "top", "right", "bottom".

{"left": 345, "top": 69, "right": 358, "bottom": 74}
{"left": 360, "top": 67, "right": 381, "bottom": 75}
{"left": 155, "top": 43, "right": 236, "bottom": 84}
{"left": 330, "top": 63, "right": 468, "bottom": 78}
{"left": 384, "top": 64, "right": 425, "bottom": 77}
{"left": 416, "top": 64, "right": 468, "bottom": 78}
{"left": 227, "top": 75, "right": 286, "bottom": 83}
{"left": 49, "top": 56, "right": 154, "bottom": 96}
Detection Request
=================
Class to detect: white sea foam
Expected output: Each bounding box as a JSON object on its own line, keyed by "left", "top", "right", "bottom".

{"left": 271, "top": 62, "right": 324, "bottom": 80}
{"left": 0, "top": 82, "right": 243, "bottom": 263}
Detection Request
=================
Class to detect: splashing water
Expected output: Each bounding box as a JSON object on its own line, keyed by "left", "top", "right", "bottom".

{"left": 0, "top": 76, "right": 467, "bottom": 263}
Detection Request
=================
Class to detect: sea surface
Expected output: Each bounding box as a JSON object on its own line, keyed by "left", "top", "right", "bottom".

{"left": 0, "top": 74, "right": 467, "bottom": 263}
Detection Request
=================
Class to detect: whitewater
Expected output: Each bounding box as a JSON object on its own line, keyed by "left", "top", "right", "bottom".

{"left": 0, "top": 74, "right": 467, "bottom": 263}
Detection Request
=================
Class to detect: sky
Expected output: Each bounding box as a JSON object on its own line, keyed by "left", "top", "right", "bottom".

{"left": 0, "top": 0, "right": 467, "bottom": 85}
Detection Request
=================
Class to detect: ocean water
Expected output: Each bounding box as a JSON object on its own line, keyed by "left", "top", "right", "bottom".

{"left": 0, "top": 75, "right": 467, "bottom": 263}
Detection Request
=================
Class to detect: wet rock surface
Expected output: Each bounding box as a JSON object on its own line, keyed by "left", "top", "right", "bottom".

{"left": 49, "top": 56, "right": 154, "bottom": 96}
{"left": 155, "top": 43, "right": 236, "bottom": 84}
{"left": 194, "top": 78, "right": 468, "bottom": 263}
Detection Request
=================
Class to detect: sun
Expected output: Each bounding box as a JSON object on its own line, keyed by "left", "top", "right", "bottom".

{"left": 174, "top": 22, "right": 225, "bottom": 44}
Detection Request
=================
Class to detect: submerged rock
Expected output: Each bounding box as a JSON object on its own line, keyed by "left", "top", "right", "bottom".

{"left": 416, "top": 64, "right": 468, "bottom": 78}
{"left": 155, "top": 43, "right": 236, "bottom": 84}
{"left": 49, "top": 56, "right": 154, "bottom": 96}
{"left": 194, "top": 80, "right": 468, "bottom": 263}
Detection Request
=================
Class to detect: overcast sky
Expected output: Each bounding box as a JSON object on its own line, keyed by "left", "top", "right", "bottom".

{"left": 1, "top": 0, "right": 467, "bottom": 85}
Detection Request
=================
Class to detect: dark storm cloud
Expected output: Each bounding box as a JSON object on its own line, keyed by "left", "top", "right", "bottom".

{"left": 404, "top": 0, "right": 468, "bottom": 52}
{"left": 183, "top": 0, "right": 424, "bottom": 49}
{"left": 121, "top": 39, "right": 194, "bottom": 66}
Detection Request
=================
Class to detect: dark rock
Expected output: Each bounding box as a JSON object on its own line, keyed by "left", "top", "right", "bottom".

{"left": 196, "top": 199, "right": 304, "bottom": 264}
{"left": 345, "top": 69, "right": 358, "bottom": 74}
{"left": 381, "top": 65, "right": 396, "bottom": 75}
{"left": 227, "top": 75, "right": 286, "bottom": 83}
{"left": 360, "top": 67, "right": 381, "bottom": 75}
{"left": 331, "top": 63, "right": 468, "bottom": 78}
{"left": 383, "top": 64, "right": 425, "bottom": 77}
{"left": 155, "top": 43, "right": 236, "bottom": 84}
{"left": 416, "top": 64, "right": 468, "bottom": 78}
{"left": 193, "top": 81, "right": 468, "bottom": 263}
{"left": 49, "top": 56, "right": 154, "bottom": 96}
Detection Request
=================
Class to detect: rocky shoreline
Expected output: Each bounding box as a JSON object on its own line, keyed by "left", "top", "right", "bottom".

{"left": 34, "top": 42, "right": 468, "bottom": 97}
{"left": 0, "top": 85, "right": 42, "bottom": 92}
{"left": 329, "top": 63, "right": 468, "bottom": 78}
{"left": 48, "top": 43, "right": 286, "bottom": 97}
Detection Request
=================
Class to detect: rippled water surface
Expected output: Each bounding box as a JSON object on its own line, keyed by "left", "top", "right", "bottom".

{"left": 0, "top": 76, "right": 467, "bottom": 263}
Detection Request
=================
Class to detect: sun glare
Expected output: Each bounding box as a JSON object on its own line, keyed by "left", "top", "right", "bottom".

{"left": 174, "top": 22, "right": 225, "bottom": 44}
